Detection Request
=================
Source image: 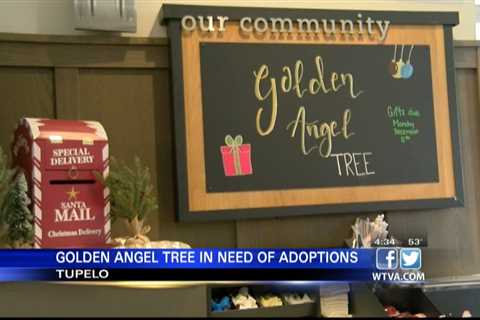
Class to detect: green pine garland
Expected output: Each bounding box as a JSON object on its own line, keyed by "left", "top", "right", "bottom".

{"left": 0, "top": 147, "right": 15, "bottom": 223}
{"left": 97, "top": 156, "right": 158, "bottom": 237}
{"left": 0, "top": 146, "right": 33, "bottom": 247}
{"left": 4, "top": 172, "right": 33, "bottom": 246}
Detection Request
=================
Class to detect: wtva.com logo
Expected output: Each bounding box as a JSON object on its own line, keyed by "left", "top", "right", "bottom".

{"left": 376, "top": 248, "right": 422, "bottom": 270}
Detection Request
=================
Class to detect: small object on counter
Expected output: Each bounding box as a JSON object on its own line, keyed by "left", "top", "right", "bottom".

{"left": 150, "top": 240, "right": 191, "bottom": 248}
{"left": 257, "top": 294, "right": 283, "bottom": 307}
{"left": 385, "top": 305, "right": 428, "bottom": 318}
{"left": 462, "top": 310, "right": 472, "bottom": 318}
{"left": 320, "top": 284, "right": 350, "bottom": 318}
{"left": 350, "top": 213, "right": 389, "bottom": 248}
{"left": 385, "top": 305, "right": 400, "bottom": 317}
{"left": 324, "top": 313, "right": 352, "bottom": 318}
{"left": 211, "top": 296, "right": 231, "bottom": 312}
{"left": 110, "top": 237, "right": 191, "bottom": 248}
{"left": 115, "top": 233, "right": 151, "bottom": 248}
{"left": 231, "top": 287, "right": 258, "bottom": 310}
{"left": 397, "top": 312, "right": 413, "bottom": 318}
{"left": 96, "top": 157, "right": 157, "bottom": 247}
{"left": 283, "top": 293, "right": 314, "bottom": 305}
{"left": 319, "top": 283, "right": 350, "bottom": 297}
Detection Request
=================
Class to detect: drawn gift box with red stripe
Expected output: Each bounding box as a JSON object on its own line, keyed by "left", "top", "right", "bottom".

{"left": 220, "top": 135, "right": 253, "bottom": 176}
{"left": 11, "top": 118, "right": 110, "bottom": 248}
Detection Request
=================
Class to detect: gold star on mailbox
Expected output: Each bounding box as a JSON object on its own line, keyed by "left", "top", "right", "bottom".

{"left": 66, "top": 187, "right": 79, "bottom": 201}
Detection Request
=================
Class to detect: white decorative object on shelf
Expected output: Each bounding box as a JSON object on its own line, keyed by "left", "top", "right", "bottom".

{"left": 257, "top": 294, "right": 283, "bottom": 307}
{"left": 232, "top": 287, "right": 258, "bottom": 310}
{"left": 462, "top": 310, "right": 472, "bottom": 318}
{"left": 283, "top": 293, "right": 313, "bottom": 305}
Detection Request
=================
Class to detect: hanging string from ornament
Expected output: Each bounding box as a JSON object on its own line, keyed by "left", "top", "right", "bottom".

{"left": 401, "top": 45, "right": 415, "bottom": 79}
{"left": 393, "top": 44, "right": 405, "bottom": 79}
{"left": 388, "top": 44, "right": 398, "bottom": 76}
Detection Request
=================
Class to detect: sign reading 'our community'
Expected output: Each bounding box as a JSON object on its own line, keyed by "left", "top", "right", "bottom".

{"left": 162, "top": 4, "right": 462, "bottom": 220}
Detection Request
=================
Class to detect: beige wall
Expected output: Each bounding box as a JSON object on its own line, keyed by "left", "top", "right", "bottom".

{"left": 0, "top": 0, "right": 475, "bottom": 39}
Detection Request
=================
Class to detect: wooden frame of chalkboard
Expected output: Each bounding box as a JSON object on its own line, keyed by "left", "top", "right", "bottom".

{"left": 161, "top": 5, "right": 463, "bottom": 222}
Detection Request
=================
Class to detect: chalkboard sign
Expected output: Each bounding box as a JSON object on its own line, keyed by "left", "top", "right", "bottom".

{"left": 161, "top": 5, "right": 463, "bottom": 221}
{"left": 201, "top": 43, "right": 438, "bottom": 192}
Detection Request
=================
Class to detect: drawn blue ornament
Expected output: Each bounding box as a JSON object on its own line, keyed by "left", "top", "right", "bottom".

{"left": 401, "top": 45, "right": 415, "bottom": 79}
{"left": 401, "top": 63, "right": 414, "bottom": 79}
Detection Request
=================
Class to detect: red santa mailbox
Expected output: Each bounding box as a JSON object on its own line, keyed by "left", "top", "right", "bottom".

{"left": 11, "top": 118, "right": 111, "bottom": 248}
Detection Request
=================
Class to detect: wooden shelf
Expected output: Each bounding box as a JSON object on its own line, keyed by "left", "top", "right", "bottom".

{"left": 208, "top": 283, "right": 319, "bottom": 317}
{"left": 210, "top": 303, "right": 316, "bottom": 318}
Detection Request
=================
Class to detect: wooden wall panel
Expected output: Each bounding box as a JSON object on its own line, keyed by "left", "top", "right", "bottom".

{"left": 77, "top": 68, "right": 161, "bottom": 237}
{"left": 76, "top": 68, "right": 236, "bottom": 247}
{"left": 386, "top": 68, "right": 480, "bottom": 278}
{"left": 54, "top": 68, "right": 79, "bottom": 119}
{"left": 0, "top": 67, "right": 55, "bottom": 149}
{"left": 454, "top": 46, "right": 476, "bottom": 69}
{"left": 0, "top": 42, "right": 169, "bottom": 68}
{"left": 151, "top": 71, "right": 237, "bottom": 247}
{"left": 0, "top": 35, "right": 480, "bottom": 278}
{"left": 236, "top": 213, "right": 375, "bottom": 248}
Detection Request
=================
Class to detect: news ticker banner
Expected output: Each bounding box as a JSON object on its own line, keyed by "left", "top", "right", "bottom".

{"left": 0, "top": 248, "right": 424, "bottom": 282}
